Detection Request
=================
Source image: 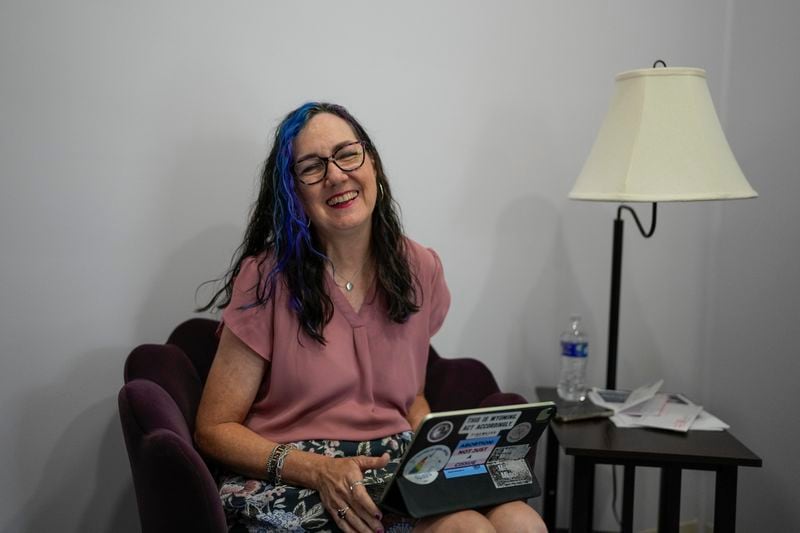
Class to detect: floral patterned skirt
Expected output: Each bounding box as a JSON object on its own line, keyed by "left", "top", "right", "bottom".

{"left": 219, "top": 431, "right": 416, "bottom": 533}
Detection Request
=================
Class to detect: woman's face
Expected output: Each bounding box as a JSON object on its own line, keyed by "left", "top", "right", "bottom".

{"left": 293, "top": 113, "right": 378, "bottom": 243}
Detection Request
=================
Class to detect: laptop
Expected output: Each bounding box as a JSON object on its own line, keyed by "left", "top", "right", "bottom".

{"left": 372, "top": 401, "right": 556, "bottom": 518}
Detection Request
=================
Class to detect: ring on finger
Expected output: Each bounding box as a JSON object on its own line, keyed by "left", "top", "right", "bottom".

{"left": 349, "top": 479, "right": 366, "bottom": 492}
{"left": 336, "top": 505, "right": 350, "bottom": 519}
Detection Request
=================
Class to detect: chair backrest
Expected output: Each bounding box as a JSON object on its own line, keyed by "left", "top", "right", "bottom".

{"left": 426, "top": 345, "right": 509, "bottom": 411}
{"left": 165, "top": 318, "right": 220, "bottom": 385}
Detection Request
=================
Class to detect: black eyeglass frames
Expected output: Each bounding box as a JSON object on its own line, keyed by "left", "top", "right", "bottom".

{"left": 293, "top": 140, "right": 367, "bottom": 185}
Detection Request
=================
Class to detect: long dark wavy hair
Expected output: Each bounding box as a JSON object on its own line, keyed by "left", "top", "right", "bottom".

{"left": 198, "top": 102, "right": 419, "bottom": 343}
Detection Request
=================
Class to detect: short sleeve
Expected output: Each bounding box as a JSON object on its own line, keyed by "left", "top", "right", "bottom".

{"left": 220, "top": 256, "right": 275, "bottom": 361}
{"left": 427, "top": 248, "right": 451, "bottom": 336}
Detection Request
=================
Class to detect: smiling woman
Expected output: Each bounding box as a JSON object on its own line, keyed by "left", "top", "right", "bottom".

{"left": 194, "top": 102, "right": 546, "bottom": 533}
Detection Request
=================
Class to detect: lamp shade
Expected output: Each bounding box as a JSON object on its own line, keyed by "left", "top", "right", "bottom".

{"left": 570, "top": 67, "right": 757, "bottom": 202}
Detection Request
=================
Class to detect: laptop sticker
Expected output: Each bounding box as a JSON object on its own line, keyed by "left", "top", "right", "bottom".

{"left": 443, "top": 465, "right": 488, "bottom": 479}
{"left": 487, "top": 458, "right": 533, "bottom": 489}
{"left": 459, "top": 411, "right": 521, "bottom": 438}
{"left": 505, "top": 422, "right": 532, "bottom": 443}
{"left": 426, "top": 421, "right": 453, "bottom": 443}
{"left": 445, "top": 436, "right": 500, "bottom": 469}
{"left": 402, "top": 445, "right": 451, "bottom": 485}
{"left": 488, "top": 444, "right": 530, "bottom": 462}
{"left": 536, "top": 408, "right": 554, "bottom": 422}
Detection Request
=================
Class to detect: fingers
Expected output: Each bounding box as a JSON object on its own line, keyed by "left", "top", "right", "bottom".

{"left": 348, "top": 484, "right": 384, "bottom": 531}
{"left": 345, "top": 457, "right": 385, "bottom": 532}
{"left": 351, "top": 452, "right": 390, "bottom": 471}
{"left": 319, "top": 457, "right": 384, "bottom": 533}
{"left": 332, "top": 502, "right": 376, "bottom": 533}
{"left": 331, "top": 492, "right": 381, "bottom": 533}
{"left": 320, "top": 492, "right": 363, "bottom": 533}
{"left": 349, "top": 462, "right": 386, "bottom": 531}
{"left": 349, "top": 479, "right": 367, "bottom": 492}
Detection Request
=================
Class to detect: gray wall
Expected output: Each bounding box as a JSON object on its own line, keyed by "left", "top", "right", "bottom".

{"left": 1, "top": 1, "right": 797, "bottom": 531}
{"left": 704, "top": 1, "right": 800, "bottom": 529}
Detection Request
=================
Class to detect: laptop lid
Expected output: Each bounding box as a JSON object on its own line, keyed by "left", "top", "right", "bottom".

{"left": 378, "top": 401, "right": 556, "bottom": 518}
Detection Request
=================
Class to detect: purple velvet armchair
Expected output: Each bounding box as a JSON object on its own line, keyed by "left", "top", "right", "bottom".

{"left": 118, "top": 318, "right": 527, "bottom": 532}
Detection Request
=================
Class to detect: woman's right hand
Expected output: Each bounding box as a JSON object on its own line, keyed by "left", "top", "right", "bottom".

{"left": 312, "top": 453, "right": 390, "bottom": 533}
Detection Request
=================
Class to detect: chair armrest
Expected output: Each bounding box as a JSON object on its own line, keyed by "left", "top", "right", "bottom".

{"left": 119, "top": 380, "right": 226, "bottom": 533}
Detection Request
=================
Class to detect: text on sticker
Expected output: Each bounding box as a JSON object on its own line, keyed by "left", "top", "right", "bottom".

{"left": 459, "top": 412, "right": 521, "bottom": 437}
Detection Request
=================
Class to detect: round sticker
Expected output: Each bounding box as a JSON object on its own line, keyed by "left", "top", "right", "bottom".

{"left": 402, "top": 445, "right": 451, "bottom": 485}
{"left": 404, "top": 470, "right": 439, "bottom": 485}
{"left": 426, "top": 421, "right": 453, "bottom": 443}
{"left": 506, "top": 422, "right": 532, "bottom": 443}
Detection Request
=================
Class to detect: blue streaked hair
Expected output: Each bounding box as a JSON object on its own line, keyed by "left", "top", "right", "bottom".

{"left": 271, "top": 102, "right": 323, "bottom": 282}
{"left": 200, "top": 102, "right": 419, "bottom": 344}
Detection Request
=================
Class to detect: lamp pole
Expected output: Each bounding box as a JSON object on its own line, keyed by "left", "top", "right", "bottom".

{"left": 606, "top": 203, "right": 657, "bottom": 390}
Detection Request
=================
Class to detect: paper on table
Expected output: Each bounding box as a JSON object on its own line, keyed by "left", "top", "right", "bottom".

{"left": 611, "top": 394, "right": 703, "bottom": 433}
{"left": 590, "top": 384, "right": 730, "bottom": 432}
{"left": 637, "top": 399, "right": 703, "bottom": 432}
{"left": 690, "top": 410, "right": 729, "bottom": 431}
{"left": 612, "top": 405, "right": 728, "bottom": 431}
{"left": 587, "top": 380, "right": 664, "bottom": 414}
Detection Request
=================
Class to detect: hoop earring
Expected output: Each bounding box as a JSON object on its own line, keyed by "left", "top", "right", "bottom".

{"left": 378, "top": 182, "right": 385, "bottom": 200}
{"left": 306, "top": 217, "right": 311, "bottom": 228}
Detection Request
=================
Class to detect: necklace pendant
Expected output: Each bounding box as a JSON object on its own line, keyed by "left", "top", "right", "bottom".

{"left": 345, "top": 281, "right": 354, "bottom": 292}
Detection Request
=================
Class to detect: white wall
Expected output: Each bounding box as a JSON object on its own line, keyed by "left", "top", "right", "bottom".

{"left": 702, "top": 1, "right": 800, "bottom": 531}
{"left": 1, "top": 1, "right": 797, "bottom": 531}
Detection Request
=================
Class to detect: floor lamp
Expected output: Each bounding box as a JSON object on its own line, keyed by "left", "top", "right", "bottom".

{"left": 569, "top": 62, "right": 758, "bottom": 390}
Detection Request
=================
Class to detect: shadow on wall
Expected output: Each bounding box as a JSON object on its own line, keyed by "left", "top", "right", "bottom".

{"left": 455, "top": 195, "right": 565, "bottom": 397}
{"left": 454, "top": 195, "right": 581, "bottom": 519}
{"left": 448, "top": 98, "right": 574, "bottom": 394}
{"left": 134, "top": 223, "right": 243, "bottom": 345}
{"left": 8, "top": 223, "right": 241, "bottom": 533}
{"left": 10, "top": 349, "right": 140, "bottom": 533}
{"left": 134, "top": 135, "right": 260, "bottom": 343}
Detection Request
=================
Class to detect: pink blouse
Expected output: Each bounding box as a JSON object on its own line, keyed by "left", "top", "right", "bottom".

{"left": 221, "top": 238, "right": 450, "bottom": 443}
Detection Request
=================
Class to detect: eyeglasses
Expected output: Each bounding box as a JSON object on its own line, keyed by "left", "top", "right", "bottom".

{"left": 293, "top": 141, "right": 367, "bottom": 185}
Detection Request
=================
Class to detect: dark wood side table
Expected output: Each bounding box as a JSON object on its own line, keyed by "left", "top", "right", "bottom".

{"left": 536, "top": 387, "right": 762, "bottom": 533}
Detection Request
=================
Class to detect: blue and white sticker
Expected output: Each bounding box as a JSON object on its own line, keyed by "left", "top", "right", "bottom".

{"left": 445, "top": 436, "right": 500, "bottom": 470}
{"left": 443, "top": 465, "right": 488, "bottom": 479}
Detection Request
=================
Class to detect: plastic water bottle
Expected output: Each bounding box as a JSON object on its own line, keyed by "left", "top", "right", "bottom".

{"left": 557, "top": 314, "right": 589, "bottom": 401}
